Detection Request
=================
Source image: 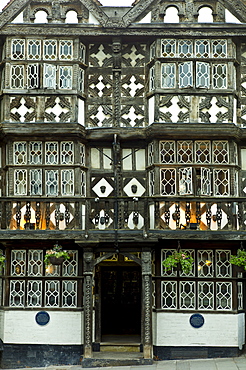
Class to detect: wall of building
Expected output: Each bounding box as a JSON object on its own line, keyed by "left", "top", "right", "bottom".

{"left": 2, "top": 310, "right": 83, "bottom": 344}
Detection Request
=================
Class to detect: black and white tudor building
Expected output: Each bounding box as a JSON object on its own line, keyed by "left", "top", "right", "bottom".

{"left": 0, "top": 0, "right": 246, "bottom": 367}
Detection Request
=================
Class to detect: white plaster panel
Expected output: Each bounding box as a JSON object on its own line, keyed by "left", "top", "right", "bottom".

{"left": 3, "top": 310, "right": 83, "bottom": 345}
{"left": 0, "top": 309, "right": 4, "bottom": 340}
{"left": 148, "top": 96, "right": 155, "bottom": 125}
{"left": 238, "top": 313, "right": 245, "bottom": 350}
{"left": 154, "top": 312, "right": 242, "bottom": 347}
{"left": 241, "top": 149, "right": 246, "bottom": 170}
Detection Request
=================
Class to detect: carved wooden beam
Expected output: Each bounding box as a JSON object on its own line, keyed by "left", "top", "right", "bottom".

{"left": 219, "top": 0, "right": 246, "bottom": 23}
{"left": 122, "top": 0, "right": 160, "bottom": 27}
{"left": 0, "top": 0, "right": 31, "bottom": 29}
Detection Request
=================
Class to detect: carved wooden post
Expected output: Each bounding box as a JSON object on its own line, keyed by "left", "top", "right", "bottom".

{"left": 141, "top": 250, "right": 152, "bottom": 359}
{"left": 83, "top": 249, "right": 94, "bottom": 358}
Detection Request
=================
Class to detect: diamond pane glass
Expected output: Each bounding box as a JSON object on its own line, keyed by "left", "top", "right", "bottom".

{"left": 212, "top": 40, "right": 227, "bottom": 58}
{"left": 216, "top": 282, "right": 232, "bottom": 310}
{"left": 179, "top": 62, "right": 193, "bottom": 87}
{"left": 43, "top": 40, "right": 57, "bottom": 60}
{"left": 28, "top": 250, "right": 43, "bottom": 276}
{"left": 61, "top": 169, "right": 74, "bottom": 196}
{"left": 198, "top": 250, "right": 213, "bottom": 277}
{"left": 213, "top": 141, "right": 228, "bottom": 163}
{"left": 179, "top": 167, "right": 193, "bottom": 195}
{"left": 45, "top": 280, "right": 60, "bottom": 306}
{"left": 11, "top": 39, "right": 25, "bottom": 59}
{"left": 61, "top": 142, "right": 74, "bottom": 164}
{"left": 200, "top": 167, "right": 211, "bottom": 195}
{"left": 195, "top": 141, "right": 210, "bottom": 163}
{"left": 27, "top": 64, "right": 39, "bottom": 89}
{"left": 45, "top": 142, "right": 58, "bottom": 164}
{"left": 59, "top": 40, "right": 73, "bottom": 60}
{"left": 160, "top": 168, "right": 176, "bottom": 195}
{"left": 198, "top": 282, "right": 214, "bottom": 309}
{"left": 11, "top": 250, "right": 26, "bottom": 276}
{"left": 216, "top": 250, "right": 231, "bottom": 277}
{"left": 29, "top": 141, "right": 42, "bottom": 164}
{"left": 14, "top": 142, "right": 27, "bottom": 164}
{"left": 179, "top": 281, "right": 195, "bottom": 309}
{"left": 213, "top": 169, "right": 230, "bottom": 196}
{"left": 45, "top": 170, "right": 58, "bottom": 196}
{"left": 14, "top": 169, "right": 27, "bottom": 195}
{"left": 161, "top": 63, "right": 175, "bottom": 88}
{"left": 196, "top": 62, "right": 210, "bottom": 88}
{"left": 161, "top": 281, "right": 177, "bottom": 309}
{"left": 160, "top": 141, "right": 175, "bottom": 163}
{"left": 27, "top": 280, "right": 42, "bottom": 307}
{"left": 62, "top": 280, "right": 77, "bottom": 307}
{"left": 213, "top": 64, "right": 227, "bottom": 88}
{"left": 161, "top": 39, "right": 176, "bottom": 57}
{"left": 44, "top": 64, "right": 56, "bottom": 88}
{"left": 11, "top": 65, "right": 24, "bottom": 88}
{"left": 27, "top": 39, "right": 41, "bottom": 60}
{"left": 10, "top": 280, "right": 25, "bottom": 307}
{"left": 30, "top": 169, "right": 42, "bottom": 195}
{"left": 177, "top": 141, "right": 193, "bottom": 163}
{"left": 178, "top": 40, "right": 193, "bottom": 57}
{"left": 195, "top": 40, "right": 210, "bottom": 58}
{"left": 59, "top": 66, "right": 72, "bottom": 89}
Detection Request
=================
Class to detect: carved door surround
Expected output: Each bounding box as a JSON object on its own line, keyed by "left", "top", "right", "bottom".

{"left": 82, "top": 246, "right": 153, "bottom": 359}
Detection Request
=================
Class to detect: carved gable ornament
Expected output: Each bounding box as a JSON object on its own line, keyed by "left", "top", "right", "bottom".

{"left": 1, "top": 0, "right": 246, "bottom": 29}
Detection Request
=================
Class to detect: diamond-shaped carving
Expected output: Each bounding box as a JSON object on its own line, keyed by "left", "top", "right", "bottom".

{"left": 92, "top": 178, "right": 114, "bottom": 197}
{"left": 123, "top": 178, "right": 145, "bottom": 197}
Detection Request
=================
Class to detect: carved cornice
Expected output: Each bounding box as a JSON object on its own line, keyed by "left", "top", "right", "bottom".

{"left": 122, "top": 0, "right": 160, "bottom": 27}
{"left": 0, "top": 0, "right": 109, "bottom": 30}
{"left": 219, "top": 0, "right": 246, "bottom": 23}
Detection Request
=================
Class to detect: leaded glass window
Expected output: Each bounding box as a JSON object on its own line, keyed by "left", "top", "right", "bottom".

{"left": 81, "top": 170, "right": 86, "bottom": 197}
{"left": 80, "top": 43, "right": 86, "bottom": 63}
{"left": 149, "top": 66, "right": 155, "bottom": 90}
{"left": 180, "top": 281, "right": 195, "bottom": 309}
{"left": 195, "top": 40, "right": 210, "bottom": 58}
{"left": 11, "top": 39, "right": 25, "bottom": 59}
{"left": 78, "top": 68, "right": 84, "bottom": 93}
{"left": 14, "top": 169, "right": 27, "bottom": 195}
{"left": 178, "top": 62, "right": 193, "bottom": 87}
{"left": 29, "top": 141, "right": 42, "bottom": 164}
{"left": 60, "top": 142, "right": 74, "bottom": 164}
{"left": 27, "top": 281, "right": 42, "bottom": 307}
{"left": 43, "top": 64, "right": 56, "bottom": 88}
{"left": 27, "top": 40, "right": 41, "bottom": 60}
{"left": 161, "top": 281, "right": 177, "bottom": 309}
{"left": 198, "top": 282, "right": 214, "bottom": 309}
{"left": 43, "top": 40, "right": 57, "bottom": 60}
{"left": 196, "top": 62, "right": 210, "bottom": 88}
{"left": 30, "top": 169, "right": 42, "bottom": 195}
{"left": 62, "top": 281, "right": 77, "bottom": 307}
{"left": 45, "top": 142, "right": 58, "bottom": 164}
{"left": 213, "top": 141, "right": 228, "bottom": 163}
{"left": 161, "top": 39, "right": 176, "bottom": 57}
{"left": 212, "top": 40, "right": 227, "bottom": 58}
{"left": 179, "top": 167, "right": 193, "bottom": 195}
{"left": 27, "top": 64, "right": 39, "bottom": 89}
{"left": 213, "top": 64, "right": 227, "bottom": 88}
{"left": 59, "top": 66, "right": 72, "bottom": 89}
{"left": 160, "top": 168, "right": 176, "bottom": 195}
{"left": 45, "top": 170, "right": 58, "bottom": 196}
{"left": 213, "top": 169, "right": 230, "bottom": 196}
{"left": 45, "top": 280, "right": 60, "bottom": 306}
{"left": 59, "top": 40, "right": 73, "bottom": 60}
{"left": 200, "top": 167, "right": 212, "bottom": 195}
{"left": 195, "top": 141, "right": 211, "bottom": 163}
{"left": 80, "top": 143, "right": 85, "bottom": 165}
{"left": 149, "top": 169, "right": 155, "bottom": 196}
{"left": 177, "top": 141, "right": 193, "bottom": 163}
{"left": 14, "top": 142, "right": 27, "bottom": 164}
{"left": 178, "top": 40, "right": 193, "bottom": 58}
{"left": 160, "top": 141, "right": 175, "bottom": 163}
{"left": 61, "top": 169, "right": 74, "bottom": 196}
{"left": 11, "top": 65, "right": 24, "bottom": 88}
{"left": 161, "top": 63, "right": 175, "bottom": 88}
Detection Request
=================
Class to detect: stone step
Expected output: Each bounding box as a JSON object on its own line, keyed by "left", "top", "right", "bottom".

{"left": 81, "top": 352, "right": 153, "bottom": 367}
{"left": 100, "top": 344, "right": 140, "bottom": 352}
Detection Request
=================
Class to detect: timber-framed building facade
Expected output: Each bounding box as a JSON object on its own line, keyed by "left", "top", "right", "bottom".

{"left": 1, "top": 0, "right": 246, "bottom": 367}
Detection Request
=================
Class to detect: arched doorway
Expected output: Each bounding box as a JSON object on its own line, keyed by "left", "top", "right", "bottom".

{"left": 95, "top": 253, "right": 141, "bottom": 342}
{"left": 101, "top": 265, "right": 141, "bottom": 339}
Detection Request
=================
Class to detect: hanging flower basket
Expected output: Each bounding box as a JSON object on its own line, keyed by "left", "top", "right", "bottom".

{"left": 162, "top": 251, "right": 194, "bottom": 274}
{"left": 230, "top": 249, "right": 246, "bottom": 272}
{"left": 48, "top": 256, "right": 65, "bottom": 265}
{"left": 44, "top": 243, "right": 70, "bottom": 266}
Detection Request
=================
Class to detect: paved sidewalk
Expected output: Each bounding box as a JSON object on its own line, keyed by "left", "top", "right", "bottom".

{"left": 3, "top": 356, "right": 246, "bottom": 370}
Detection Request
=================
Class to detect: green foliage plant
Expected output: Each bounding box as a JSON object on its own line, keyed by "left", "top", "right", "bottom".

{"left": 44, "top": 243, "right": 70, "bottom": 266}
{"left": 162, "top": 251, "right": 194, "bottom": 274}
{"left": 230, "top": 249, "right": 246, "bottom": 270}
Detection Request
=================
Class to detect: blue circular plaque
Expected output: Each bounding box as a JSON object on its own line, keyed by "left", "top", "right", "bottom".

{"left": 35, "top": 311, "right": 50, "bottom": 326}
{"left": 190, "top": 313, "right": 204, "bottom": 328}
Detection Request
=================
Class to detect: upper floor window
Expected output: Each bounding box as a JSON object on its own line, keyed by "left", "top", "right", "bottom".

{"left": 11, "top": 39, "right": 74, "bottom": 61}
{"left": 160, "top": 39, "right": 227, "bottom": 58}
